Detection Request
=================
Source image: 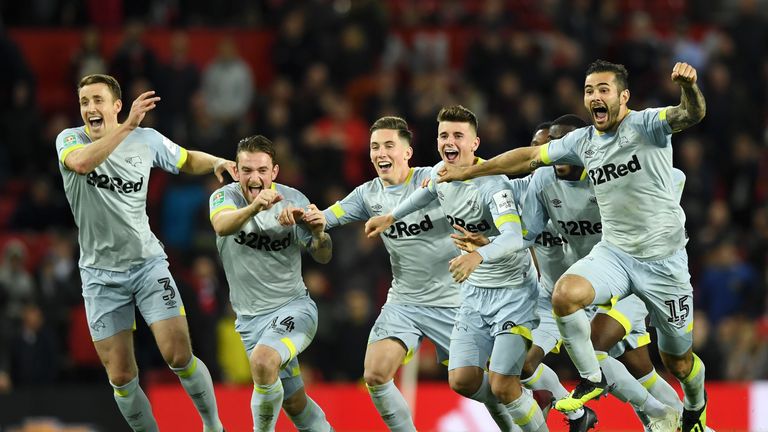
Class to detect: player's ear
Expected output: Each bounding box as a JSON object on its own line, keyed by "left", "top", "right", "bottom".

{"left": 405, "top": 145, "right": 413, "bottom": 161}
{"left": 620, "top": 88, "right": 630, "bottom": 106}
{"left": 114, "top": 99, "right": 122, "bottom": 114}
{"left": 472, "top": 136, "right": 480, "bottom": 152}
{"left": 271, "top": 163, "right": 279, "bottom": 181}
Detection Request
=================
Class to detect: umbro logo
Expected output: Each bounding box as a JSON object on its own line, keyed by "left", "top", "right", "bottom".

{"left": 589, "top": 196, "right": 597, "bottom": 204}
{"left": 125, "top": 156, "right": 142, "bottom": 167}
{"left": 466, "top": 199, "right": 479, "bottom": 211}
{"left": 551, "top": 198, "right": 562, "bottom": 208}
{"left": 584, "top": 150, "right": 595, "bottom": 158}
{"left": 438, "top": 191, "right": 445, "bottom": 200}
{"left": 370, "top": 204, "right": 383, "bottom": 213}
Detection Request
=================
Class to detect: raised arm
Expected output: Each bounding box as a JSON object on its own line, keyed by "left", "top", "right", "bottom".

{"left": 437, "top": 146, "right": 542, "bottom": 183}
{"left": 63, "top": 91, "right": 160, "bottom": 174}
{"left": 665, "top": 62, "right": 706, "bottom": 133}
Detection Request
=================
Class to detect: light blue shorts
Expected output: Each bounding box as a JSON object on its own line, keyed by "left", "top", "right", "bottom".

{"left": 236, "top": 294, "right": 317, "bottom": 398}
{"left": 368, "top": 303, "right": 456, "bottom": 365}
{"left": 565, "top": 241, "right": 694, "bottom": 356}
{"left": 449, "top": 281, "right": 539, "bottom": 375}
{"left": 81, "top": 257, "right": 185, "bottom": 341}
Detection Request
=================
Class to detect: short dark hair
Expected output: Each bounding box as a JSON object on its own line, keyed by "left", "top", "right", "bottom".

{"left": 370, "top": 116, "right": 413, "bottom": 145}
{"left": 534, "top": 121, "right": 552, "bottom": 132}
{"left": 78, "top": 74, "right": 122, "bottom": 101}
{"left": 436, "top": 105, "right": 479, "bottom": 133}
{"left": 552, "top": 114, "right": 589, "bottom": 129}
{"left": 236, "top": 135, "right": 276, "bottom": 164}
{"left": 585, "top": 59, "right": 629, "bottom": 91}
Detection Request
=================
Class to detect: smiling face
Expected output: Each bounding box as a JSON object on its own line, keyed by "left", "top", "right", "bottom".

{"left": 583, "top": 71, "right": 629, "bottom": 132}
{"left": 370, "top": 128, "right": 412, "bottom": 186}
{"left": 235, "top": 151, "right": 279, "bottom": 203}
{"left": 79, "top": 83, "right": 122, "bottom": 139}
{"left": 437, "top": 121, "right": 479, "bottom": 167}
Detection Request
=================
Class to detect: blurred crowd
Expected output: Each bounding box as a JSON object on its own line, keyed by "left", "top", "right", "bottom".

{"left": 1, "top": 0, "right": 768, "bottom": 394}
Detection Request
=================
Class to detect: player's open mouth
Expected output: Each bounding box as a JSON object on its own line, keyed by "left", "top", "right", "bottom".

{"left": 377, "top": 161, "right": 392, "bottom": 171}
{"left": 592, "top": 106, "right": 608, "bottom": 123}
{"left": 88, "top": 115, "right": 104, "bottom": 129}
{"left": 248, "top": 185, "right": 263, "bottom": 195}
{"left": 444, "top": 148, "right": 459, "bottom": 162}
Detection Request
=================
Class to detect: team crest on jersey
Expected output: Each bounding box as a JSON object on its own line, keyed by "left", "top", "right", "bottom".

{"left": 551, "top": 198, "right": 562, "bottom": 208}
{"left": 467, "top": 198, "right": 480, "bottom": 212}
{"left": 125, "top": 156, "right": 142, "bottom": 167}
{"left": 212, "top": 191, "right": 225, "bottom": 206}
{"left": 618, "top": 136, "right": 630, "bottom": 148}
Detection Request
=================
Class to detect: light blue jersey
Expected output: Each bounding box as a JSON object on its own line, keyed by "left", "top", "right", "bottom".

{"left": 210, "top": 183, "right": 315, "bottom": 316}
{"left": 543, "top": 108, "right": 685, "bottom": 260}
{"left": 392, "top": 160, "right": 534, "bottom": 289}
{"left": 324, "top": 167, "right": 460, "bottom": 307}
{"left": 56, "top": 126, "right": 187, "bottom": 271}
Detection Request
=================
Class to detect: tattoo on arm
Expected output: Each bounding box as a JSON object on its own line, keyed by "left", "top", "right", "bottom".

{"left": 667, "top": 84, "right": 706, "bottom": 132}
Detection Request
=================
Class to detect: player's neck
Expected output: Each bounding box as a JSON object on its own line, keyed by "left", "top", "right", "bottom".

{"left": 382, "top": 167, "right": 411, "bottom": 187}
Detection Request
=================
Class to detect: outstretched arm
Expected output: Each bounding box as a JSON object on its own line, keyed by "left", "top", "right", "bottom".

{"left": 437, "top": 146, "right": 542, "bottom": 183}
{"left": 63, "top": 91, "right": 160, "bottom": 174}
{"left": 181, "top": 151, "right": 236, "bottom": 183}
{"left": 666, "top": 62, "right": 706, "bottom": 133}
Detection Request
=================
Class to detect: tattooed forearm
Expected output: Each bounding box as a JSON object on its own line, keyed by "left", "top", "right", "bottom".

{"left": 667, "top": 83, "right": 706, "bottom": 132}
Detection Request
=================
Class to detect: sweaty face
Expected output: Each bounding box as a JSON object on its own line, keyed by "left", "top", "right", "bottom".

{"left": 549, "top": 124, "right": 580, "bottom": 179}
{"left": 370, "top": 129, "right": 412, "bottom": 186}
{"left": 236, "top": 151, "right": 279, "bottom": 203}
{"left": 79, "top": 83, "right": 121, "bottom": 139}
{"left": 437, "top": 121, "right": 479, "bottom": 166}
{"left": 583, "top": 72, "right": 625, "bottom": 132}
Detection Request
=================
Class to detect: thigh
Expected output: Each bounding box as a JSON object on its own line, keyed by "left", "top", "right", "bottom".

{"left": 632, "top": 249, "right": 694, "bottom": 355}
{"left": 132, "top": 258, "right": 186, "bottom": 326}
{"left": 364, "top": 338, "right": 408, "bottom": 381}
{"left": 532, "top": 291, "right": 561, "bottom": 355}
{"left": 239, "top": 296, "right": 318, "bottom": 366}
{"left": 489, "top": 333, "right": 528, "bottom": 376}
{"left": 368, "top": 303, "right": 425, "bottom": 364}
{"left": 448, "top": 302, "right": 493, "bottom": 371}
{"left": 93, "top": 329, "right": 137, "bottom": 380}
{"left": 417, "top": 306, "right": 458, "bottom": 366}
{"left": 564, "top": 241, "right": 632, "bottom": 306}
{"left": 81, "top": 266, "right": 135, "bottom": 341}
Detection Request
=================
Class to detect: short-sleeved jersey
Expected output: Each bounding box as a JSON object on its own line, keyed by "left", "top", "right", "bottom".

{"left": 532, "top": 221, "right": 569, "bottom": 293}
{"left": 56, "top": 126, "right": 188, "bottom": 271}
{"left": 543, "top": 108, "right": 685, "bottom": 260}
{"left": 210, "top": 183, "right": 314, "bottom": 316}
{"left": 428, "top": 161, "right": 533, "bottom": 289}
{"left": 324, "top": 168, "right": 460, "bottom": 307}
{"left": 523, "top": 168, "right": 602, "bottom": 261}
{"left": 508, "top": 175, "right": 566, "bottom": 292}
